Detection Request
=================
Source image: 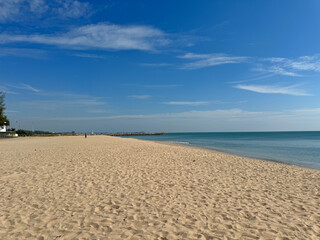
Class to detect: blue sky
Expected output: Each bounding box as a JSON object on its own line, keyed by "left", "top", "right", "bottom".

{"left": 1, "top": 0, "right": 320, "bottom": 132}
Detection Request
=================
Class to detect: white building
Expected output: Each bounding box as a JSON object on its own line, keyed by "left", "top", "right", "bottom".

{"left": 0, "top": 125, "right": 6, "bottom": 132}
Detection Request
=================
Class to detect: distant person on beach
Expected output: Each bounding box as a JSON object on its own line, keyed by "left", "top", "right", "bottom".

{"left": 85, "top": 133, "right": 87, "bottom": 138}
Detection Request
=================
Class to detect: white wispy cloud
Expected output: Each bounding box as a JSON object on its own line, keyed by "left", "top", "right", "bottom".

{"left": 128, "top": 95, "right": 151, "bottom": 99}
{"left": 266, "top": 55, "right": 320, "bottom": 71}
{"left": 177, "top": 53, "right": 320, "bottom": 74}
{"left": 257, "top": 55, "right": 320, "bottom": 76}
{"left": 139, "top": 63, "right": 172, "bottom": 67}
{"left": 56, "top": 0, "right": 90, "bottom": 18}
{"left": 290, "top": 108, "right": 320, "bottom": 116}
{"left": 0, "top": 48, "right": 46, "bottom": 59}
{"left": 164, "top": 101, "right": 210, "bottom": 106}
{"left": 18, "top": 91, "right": 107, "bottom": 111}
{"left": 142, "top": 84, "right": 182, "bottom": 88}
{"left": 0, "top": 86, "right": 19, "bottom": 95}
{"left": 37, "top": 90, "right": 108, "bottom": 105}
{"left": 6, "top": 83, "right": 41, "bottom": 93}
{"left": 0, "top": 23, "right": 168, "bottom": 51}
{"left": 179, "top": 53, "right": 248, "bottom": 69}
{"left": 29, "top": 0, "right": 48, "bottom": 14}
{"left": 0, "top": 0, "right": 89, "bottom": 22}
{"left": 70, "top": 53, "right": 106, "bottom": 59}
{"left": 0, "top": 0, "right": 25, "bottom": 22}
{"left": 124, "top": 84, "right": 182, "bottom": 88}
{"left": 37, "top": 109, "right": 250, "bottom": 121}
{"left": 234, "top": 84, "right": 311, "bottom": 96}
{"left": 20, "top": 83, "right": 41, "bottom": 92}
{"left": 5, "top": 82, "right": 108, "bottom": 111}
{"left": 4, "top": 110, "right": 18, "bottom": 113}
{"left": 21, "top": 99, "right": 106, "bottom": 110}
{"left": 87, "top": 109, "right": 106, "bottom": 113}
{"left": 229, "top": 73, "right": 277, "bottom": 84}
{"left": 254, "top": 66, "right": 300, "bottom": 77}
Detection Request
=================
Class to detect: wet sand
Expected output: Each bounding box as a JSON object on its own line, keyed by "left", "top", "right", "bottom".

{"left": 0, "top": 136, "right": 319, "bottom": 239}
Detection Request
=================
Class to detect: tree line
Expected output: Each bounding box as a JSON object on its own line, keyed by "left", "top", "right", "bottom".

{"left": 0, "top": 92, "right": 10, "bottom": 126}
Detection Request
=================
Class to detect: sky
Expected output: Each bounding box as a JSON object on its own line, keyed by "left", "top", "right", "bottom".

{"left": 1, "top": 0, "right": 320, "bottom": 132}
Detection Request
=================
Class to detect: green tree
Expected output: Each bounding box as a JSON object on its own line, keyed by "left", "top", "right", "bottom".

{"left": 0, "top": 92, "right": 10, "bottom": 126}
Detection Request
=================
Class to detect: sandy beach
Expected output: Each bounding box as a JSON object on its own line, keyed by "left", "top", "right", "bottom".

{"left": 0, "top": 136, "right": 319, "bottom": 240}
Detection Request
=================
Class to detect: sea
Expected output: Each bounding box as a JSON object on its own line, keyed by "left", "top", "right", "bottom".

{"left": 123, "top": 131, "right": 320, "bottom": 170}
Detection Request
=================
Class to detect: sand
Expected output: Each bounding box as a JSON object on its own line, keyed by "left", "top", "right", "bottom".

{"left": 0, "top": 136, "right": 319, "bottom": 240}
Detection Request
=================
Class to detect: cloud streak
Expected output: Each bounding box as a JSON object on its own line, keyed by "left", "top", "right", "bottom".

{"left": 0, "top": 23, "right": 168, "bottom": 51}
{"left": 4, "top": 82, "right": 108, "bottom": 111}
{"left": 234, "top": 84, "right": 311, "bottom": 96}
{"left": 34, "top": 109, "right": 255, "bottom": 121}
{"left": 20, "top": 83, "right": 41, "bottom": 93}
{"left": 69, "top": 52, "right": 106, "bottom": 59}
{"left": 6, "top": 83, "right": 41, "bottom": 93}
{"left": 124, "top": 84, "right": 182, "bottom": 88}
{"left": 164, "top": 101, "right": 210, "bottom": 106}
{"left": 254, "top": 66, "right": 300, "bottom": 77}
{"left": 139, "top": 63, "right": 172, "bottom": 67}
{"left": 0, "top": 48, "right": 46, "bottom": 59}
{"left": 179, "top": 53, "right": 248, "bottom": 69}
{"left": 129, "top": 95, "right": 151, "bottom": 99}
{"left": 21, "top": 99, "right": 106, "bottom": 110}
{"left": 16, "top": 91, "right": 108, "bottom": 111}
{"left": 0, "top": 86, "right": 19, "bottom": 95}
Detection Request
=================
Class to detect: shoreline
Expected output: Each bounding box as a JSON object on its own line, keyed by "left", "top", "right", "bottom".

{"left": 121, "top": 136, "right": 320, "bottom": 171}
{"left": 120, "top": 131, "right": 320, "bottom": 171}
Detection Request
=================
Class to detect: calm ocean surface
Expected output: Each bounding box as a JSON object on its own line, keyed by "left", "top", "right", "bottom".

{"left": 123, "top": 132, "right": 320, "bottom": 170}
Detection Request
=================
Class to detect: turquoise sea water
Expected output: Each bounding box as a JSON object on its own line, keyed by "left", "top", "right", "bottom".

{"left": 123, "top": 132, "right": 320, "bottom": 170}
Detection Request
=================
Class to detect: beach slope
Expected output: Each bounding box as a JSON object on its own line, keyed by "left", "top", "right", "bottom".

{"left": 0, "top": 136, "right": 319, "bottom": 239}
